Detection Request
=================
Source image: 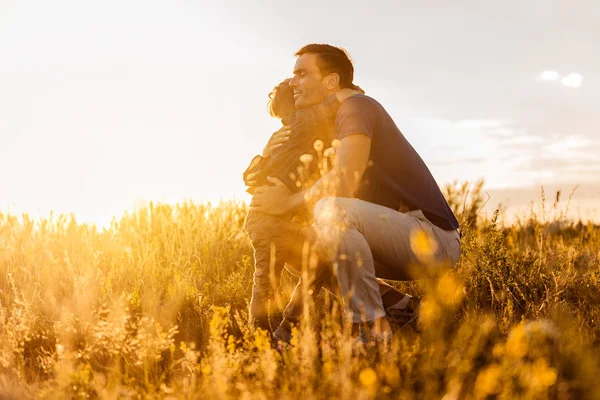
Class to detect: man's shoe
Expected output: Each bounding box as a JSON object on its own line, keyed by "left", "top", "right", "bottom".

{"left": 353, "top": 317, "right": 393, "bottom": 352}
{"left": 386, "top": 295, "right": 421, "bottom": 328}
{"left": 272, "top": 317, "right": 294, "bottom": 345}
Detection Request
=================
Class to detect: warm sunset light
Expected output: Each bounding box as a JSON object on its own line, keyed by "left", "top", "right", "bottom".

{"left": 1, "top": 1, "right": 598, "bottom": 227}
{"left": 1, "top": 1, "right": 599, "bottom": 398}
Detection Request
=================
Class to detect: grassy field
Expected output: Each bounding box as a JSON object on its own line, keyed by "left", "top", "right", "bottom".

{"left": 1, "top": 183, "right": 599, "bottom": 399}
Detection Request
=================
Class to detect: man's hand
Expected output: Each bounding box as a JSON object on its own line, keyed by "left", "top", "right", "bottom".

{"left": 262, "top": 128, "right": 291, "bottom": 157}
{"left": 250, "top": 177, "right": 296, "bottom": 216}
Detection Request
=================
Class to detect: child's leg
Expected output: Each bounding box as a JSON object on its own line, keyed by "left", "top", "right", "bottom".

{"left": 244, "top": 210, "right": 302, "bottom": 330}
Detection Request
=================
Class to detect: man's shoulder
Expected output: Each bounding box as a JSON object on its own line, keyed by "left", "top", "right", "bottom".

{"left": 336, "top": 94, "right": 382, "bottom": 122}
{"left": 342, "top": 94, "right": 380, "bottom": 106}
{"left": 337, "top": 94, "right": 382, "bottom": 116}
{"left": 334, "top": 94, "right": 383, "bottom": 139}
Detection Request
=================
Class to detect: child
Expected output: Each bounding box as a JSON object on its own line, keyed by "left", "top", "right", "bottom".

{"left": 243, "top": 78, "right": 342, "bottom": 331}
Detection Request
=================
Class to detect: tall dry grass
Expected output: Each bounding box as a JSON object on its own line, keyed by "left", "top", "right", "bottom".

{"left": 1, "top": 183, "right": 599, "bottom": 399}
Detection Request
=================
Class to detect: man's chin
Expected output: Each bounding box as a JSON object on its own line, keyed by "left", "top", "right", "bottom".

{"left": 294, "top": 98, "right": 315, "bottom": 109}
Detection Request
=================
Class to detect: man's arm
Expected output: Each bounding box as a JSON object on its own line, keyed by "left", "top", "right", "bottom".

{"left": 286, "top": 133, "right": 371, "bottom": 212}
{"left": 289, "top": 94, "right": 376, "bottom": 211}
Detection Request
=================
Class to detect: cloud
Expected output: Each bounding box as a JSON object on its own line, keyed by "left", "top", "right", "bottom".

{"left": 487, "top": 127, "right": 522, "bottom": 138}
{"left": 518, "top": 156, "right": 600, "bottom": 172}
{"left": 544, "top": 134, "right": 599, "bottom": 159}
{"left": 496, "top": 134, "right": 546, "bottom": 148}
{"left": 452, "top": 119, "right": 512, "bottom": 129}
{"left": 410, "top": 116, "right": 600, "bottom": 189}
{"left": 510, "top": 135, "right": 600, "bottom": 183}
{"left": 430, "top": 157, "right": 486, "bottom": 166}
{"left": 561, "top": 73, "right": 583, "bottom": 88}
{"left": 539, "top": 70, "right": 559, "bottom": 81}
{"left": 536, "top": 71, "right": 583, "bottom": 88}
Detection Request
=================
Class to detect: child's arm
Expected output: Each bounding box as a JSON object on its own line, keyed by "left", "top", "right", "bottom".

{"left": 243, "top": 126, "right": 291, "bottom": 188}
{"left": 243, "top": 155, "right": 268, "bottom": 187}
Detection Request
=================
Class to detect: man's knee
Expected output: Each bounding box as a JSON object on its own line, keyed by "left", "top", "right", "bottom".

{"left": 313, "top": 197, "right": 360, "bottom": 231}
{"left": 313, "top": 197, "right": 334, "bottom": 221}
{"left": 313, "top": 197, "right": 345, "bottom": 226}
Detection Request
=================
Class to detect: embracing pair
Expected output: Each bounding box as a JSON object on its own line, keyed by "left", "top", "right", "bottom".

{"left": 243, "top": 44, "right": 461, "bottom": 345}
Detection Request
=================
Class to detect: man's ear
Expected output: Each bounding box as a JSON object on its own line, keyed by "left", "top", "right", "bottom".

{"left": 325, "top": 73, "right": 340, "bottom": 90}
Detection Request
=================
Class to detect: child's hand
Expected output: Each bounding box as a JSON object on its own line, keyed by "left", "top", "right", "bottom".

{"left": 262, "top": 127, "right": 291, "bottom": 157}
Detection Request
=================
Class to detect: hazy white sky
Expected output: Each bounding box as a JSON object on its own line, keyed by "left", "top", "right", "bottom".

{"left": 1, "top": 0, "right": 599, "bottom": 225}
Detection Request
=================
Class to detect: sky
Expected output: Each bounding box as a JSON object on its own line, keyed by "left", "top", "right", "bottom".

{"left": 1, "top": 0, "right": 599, "bottom": 226}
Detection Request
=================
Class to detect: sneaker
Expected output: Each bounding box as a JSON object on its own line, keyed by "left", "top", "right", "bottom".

{"left": 386, "top": 295, "right": 421, "bottom": 328}
{"left": 353, "top": 317, "right": 393, "bottom": 350}
{"left": 272, "top": 317, "right": 294, "bottom": 345}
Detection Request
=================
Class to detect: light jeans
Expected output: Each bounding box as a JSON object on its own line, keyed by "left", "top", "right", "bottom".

{"left": 245, "top": 209, "right": 397, "bottom": 324}
{"left": 283, "top": 197, "right": 461, "bottom": 324}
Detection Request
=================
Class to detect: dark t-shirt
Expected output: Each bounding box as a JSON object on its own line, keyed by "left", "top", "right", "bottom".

{"left": 335, "top": 95, "right": 459, "bottom": 231}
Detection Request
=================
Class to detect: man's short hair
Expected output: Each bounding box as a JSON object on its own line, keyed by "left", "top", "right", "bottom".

{"left": 295, "top": 44, "right": 355, "bottom": 89}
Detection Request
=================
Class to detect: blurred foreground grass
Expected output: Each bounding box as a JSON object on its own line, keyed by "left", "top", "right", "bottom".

{"left": 1, "top": 182, "right": 599, "bottom": 399}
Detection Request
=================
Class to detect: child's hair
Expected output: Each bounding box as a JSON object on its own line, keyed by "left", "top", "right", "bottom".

{"left": 267, "top": 78, "right": 296, "bottom": 120}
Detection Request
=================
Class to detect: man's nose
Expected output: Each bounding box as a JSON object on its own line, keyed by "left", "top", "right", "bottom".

{"left": 289, "top": 76, "right": 298, "bottom": 88}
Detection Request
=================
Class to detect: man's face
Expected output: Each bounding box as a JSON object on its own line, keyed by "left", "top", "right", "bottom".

{"left": 289, "top": 53, "right": 331, "bottom": 109}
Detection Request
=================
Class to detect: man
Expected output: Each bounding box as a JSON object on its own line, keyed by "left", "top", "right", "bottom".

{"left": 251, "top": 44, "right": 461, "bottom": 343}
